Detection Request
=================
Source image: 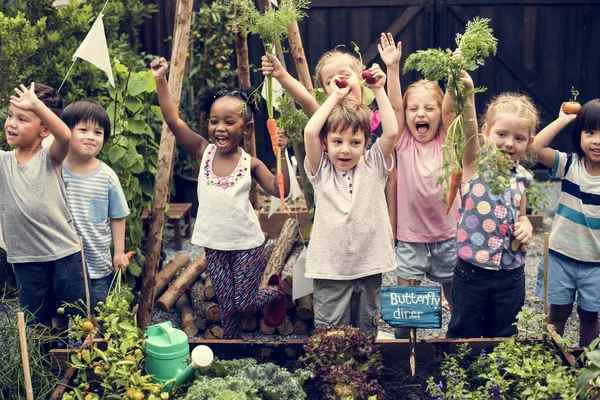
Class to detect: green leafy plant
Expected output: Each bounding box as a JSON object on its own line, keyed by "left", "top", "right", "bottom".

{"left": 0, "top": 293, "right": 60, "bottom": 400}
{"left": 301, "top": 325, "right": 384, "bottom": 400}
{"left": 62, "top": 272, "right": 166, "bottom": 400}
{"left": 576, "top": 337, "right": 600, "bottom": 399}
{"left": 276, "top": 91, "right": 309, "bottom": 144}
{"left": 426, "top": 307, "right": 577, "bottom": 400}
{"left": 403, "top": 17, "right": 510, "bottom": 204}
{"left": 525, "top": 179, "right": 552, "bottom": 215}
{"left": 180, "top": 358, "right": 313, "bottom": 400}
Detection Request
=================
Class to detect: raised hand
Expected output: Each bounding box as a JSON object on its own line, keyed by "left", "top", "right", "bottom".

{"left": 10, "top": 83, "right": 40, "bottom": 112}
{"left": 559, "top": 103, "right": 578, "bottom": 122}
{"left": 261, "top": 53, "right": 284, "bottom": 79}
{"left": 278, "top": 128, "right": 289, "bottom": 149}
{"left": 378, "top": 32, "right": 402, "bottom": 68}
{"left": 150, "top": 57, "right": 169, "bottom": 79}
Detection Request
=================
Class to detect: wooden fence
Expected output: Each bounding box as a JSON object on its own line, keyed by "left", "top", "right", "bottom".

{"left": 142, "top": 0, "right": 600, "bottom": 160}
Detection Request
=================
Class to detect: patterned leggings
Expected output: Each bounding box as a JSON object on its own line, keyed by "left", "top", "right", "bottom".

{"left": 205, "top": 246, "right": 279, "bottom": 339}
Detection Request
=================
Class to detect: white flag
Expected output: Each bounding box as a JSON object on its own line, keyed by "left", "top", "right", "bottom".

{"left": 73, "top": 13, "right": 115, "bottom": 87}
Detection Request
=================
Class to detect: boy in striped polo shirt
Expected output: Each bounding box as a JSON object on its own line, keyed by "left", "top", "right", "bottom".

{"left": 62, "top": 100, "right": 130, "bottom": 302}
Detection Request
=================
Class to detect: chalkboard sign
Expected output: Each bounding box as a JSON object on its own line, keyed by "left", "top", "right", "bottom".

{"left": 380, "top": 286, "right": 442, "bottom": 329}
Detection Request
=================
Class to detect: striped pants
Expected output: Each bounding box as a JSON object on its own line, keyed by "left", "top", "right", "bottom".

{"left": 205, "top": 245, "right": 279, "bottom": 339}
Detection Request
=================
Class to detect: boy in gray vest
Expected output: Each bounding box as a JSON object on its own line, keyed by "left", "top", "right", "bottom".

{"left": 1, "top": 82, "right": 93, "bottom": 326}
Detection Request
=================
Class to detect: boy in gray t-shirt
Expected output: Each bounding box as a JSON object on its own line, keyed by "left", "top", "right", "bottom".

{"left": 0, "top": 82, "right": 93, "bottom": 326}
{"left": 61, "top": 100, "right": 130, "bottom": 303}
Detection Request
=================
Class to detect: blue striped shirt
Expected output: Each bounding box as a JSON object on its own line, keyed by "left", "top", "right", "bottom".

{"left": 63, "top": 162, "right": 129, "bottom": 278}
{"left": 549, "top": 151, "right": 600, "bottom": 263}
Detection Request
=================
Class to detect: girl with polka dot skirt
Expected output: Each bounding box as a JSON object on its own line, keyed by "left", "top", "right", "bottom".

{"left": 532, "top": 99, "right": 600, "bottom": 347}
{"left": 447, "top": 83, "right": 538, "bottom": 338}
{"left": 151, "top": 58, "right": 290, "bottom": 339}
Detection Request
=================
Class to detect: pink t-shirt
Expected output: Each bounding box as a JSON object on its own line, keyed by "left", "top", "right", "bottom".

{"left": 395, "top": 128, "right": 459, "bottom": 243}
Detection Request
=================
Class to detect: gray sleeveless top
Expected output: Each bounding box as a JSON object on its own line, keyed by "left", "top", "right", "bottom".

{"left": 0, "top": 148, "right": 80, "bottom": 263}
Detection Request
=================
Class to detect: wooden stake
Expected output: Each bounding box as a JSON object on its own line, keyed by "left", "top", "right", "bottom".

{"left": 233, "top": 6, "right": 257, "bottom": 209}
{"left": 138, "top": 0, "right": 194, "bottom": 330}
{"left": 17, "top": 312, "right": 33, "bottom": 400}
{"left": 78, "top": 238, "right": 91, "bottom": 321}
{"left": 543, "top": 232, "right": 550, "bottom": 317}
{"left": 409, "top": 278, "right": 417, "bottom": 382}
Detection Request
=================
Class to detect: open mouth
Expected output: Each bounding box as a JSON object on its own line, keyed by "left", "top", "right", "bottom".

{"left": 7, "top": 131, "right": 17, "bottom": 138}
{"left": 215, "top": 136, "right": 229, "bottom": 146}
{"left": 416, "top": 121, "right": 429, "bottom": 135}
{"left": 591, "top": 149, "right": 600, "bottom": 156}
{"left": 338, "top": 158, "right": 351, "bottom": 163}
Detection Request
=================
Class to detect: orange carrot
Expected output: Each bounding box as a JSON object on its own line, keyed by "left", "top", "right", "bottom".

{"left": 276, "top": 171, "right": 286, "bottom": 208}
{"left": 125, "top": 250, "right": 136, "bottom": 259}
{"left": 267, "top": 118, "right": 279, "bottom": 156}
{"left": 446, "top": 169, "right": 463, "bottom": 214}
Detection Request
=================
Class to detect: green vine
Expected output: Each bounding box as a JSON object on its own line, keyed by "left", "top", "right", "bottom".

{"left": 403, "top": 17, "right": 510, "bottom": 201}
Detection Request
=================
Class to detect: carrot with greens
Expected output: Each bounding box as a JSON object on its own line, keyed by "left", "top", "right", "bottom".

{"left": 267, "top": 117, "right": 279, "bottom": 156}
{"left": 446, "top": 169, "right": 463, "bottom": 214}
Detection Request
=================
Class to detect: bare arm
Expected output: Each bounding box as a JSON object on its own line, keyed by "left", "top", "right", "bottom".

{"left": 458, "top": 73, "right": 479, "bottom": 178}
{"left": 441, "top": 89, "right": 456, "bottom": 133}
{"left": 304, "top": 79, "right": 347, "bottom": 174}
{"left": 385, "top": 165, "right": 397, "bottom": 241}
{"left": 529, "top": 105, "right": 577, "bottom": 168}
{"left": 252, "top": 130, "right": 291, "bottom": 197}
{"left": 10, "top": 83, "right": 71, "bottom": 165}
{"left": 262, "top": 54, "right": 319, "bottom": 117}
{"left": 369, "top": 64, "right": 398, "bottom": 158}
{"left": 111, "top": 218, "right": 129, "bottom": 273}
{"left": 150, "top": 58, "right": 208, "bottom": 158}
{"left": 378, "top": 33, "right": 405, "bottom": 140}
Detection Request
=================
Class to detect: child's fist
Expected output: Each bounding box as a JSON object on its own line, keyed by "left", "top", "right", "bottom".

{"left": 113, "top": 252, "right": 130, "bottom": 274}
{"left": 261, "top": 53, "right": 283, "bottom": 78}
{"left": 559, "top": 103, "right": 578, "bottom": 122}
{"left": 514, "top": 220, "right": 533, "bottom": 245}
{"left": 362, "top": 64, "right": 386, "bottom": 89}
{"left": 330, "top": 75, "right": 351, "bottom": 97}
{"left": 150, "top": 57, "right": 169, "bottom": 79}
{"left": 278, "top": 128, "right": 289, "bottom": 149}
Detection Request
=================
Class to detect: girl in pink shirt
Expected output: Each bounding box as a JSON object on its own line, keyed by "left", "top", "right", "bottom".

{"left": 383, "top": 37, "right": 460, "bottom": 338}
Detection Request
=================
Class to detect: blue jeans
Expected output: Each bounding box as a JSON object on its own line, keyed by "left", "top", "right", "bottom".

{"left": 447, "top": 259, "right": 525, "bottom": 338}
{"left": 91, "top": 274, "right": 114, "bottom": 304}
{"left": 13, "top": 252, "right": 96, "bottom": 325}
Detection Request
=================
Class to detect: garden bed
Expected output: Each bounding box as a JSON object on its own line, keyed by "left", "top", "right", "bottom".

{"left": 50, "top": 335, "right": 572, "bottom": 400}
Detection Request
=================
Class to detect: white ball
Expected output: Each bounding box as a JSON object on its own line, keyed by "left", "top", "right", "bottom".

{"left": 191, "top": 345, "right": 214, "bottom": 367}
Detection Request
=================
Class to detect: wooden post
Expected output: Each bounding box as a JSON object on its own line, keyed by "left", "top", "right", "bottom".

{"left": 17, "top": 312, "right": 33, "bottom": 400}
{"left": 408, "top": 278, "right": 417, "bottom": 382}
{"left": 233, "top": 6, "right": 258, "bottom": 209}
{"left": 138, "top": 0, "right": 194, "bottom": 330}
{"left": 283, "top": 0, "right": 314, "bottom": 210}
{"left": 543, "top": 232, "right": 550, "bottom": 317}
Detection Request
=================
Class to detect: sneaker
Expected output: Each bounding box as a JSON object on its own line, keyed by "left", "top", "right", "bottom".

{"left": 263, "top": 274, "right": 286, "bottom": 328}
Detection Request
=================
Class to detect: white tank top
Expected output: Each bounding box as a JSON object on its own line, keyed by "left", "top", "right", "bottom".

{"left": 191, "top": 144, "right": 264, "bottom": 250}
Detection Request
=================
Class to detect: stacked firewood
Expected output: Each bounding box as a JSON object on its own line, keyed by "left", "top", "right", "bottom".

{"left": 154, "top": 218, "right": 314, "bottom": 338}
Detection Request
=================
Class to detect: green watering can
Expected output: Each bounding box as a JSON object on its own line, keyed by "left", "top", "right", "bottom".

{"left": 144, "top": 321, "right": 213, "bottom": 391}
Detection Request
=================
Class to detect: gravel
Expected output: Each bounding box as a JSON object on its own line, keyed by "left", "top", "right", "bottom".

{"left": 156, "top": 181, "right": 582, "bottom": 343}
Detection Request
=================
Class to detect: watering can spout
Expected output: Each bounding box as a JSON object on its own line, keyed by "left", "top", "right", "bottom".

{"left": 165, "top": 345, "right": 215, "bottom": 390}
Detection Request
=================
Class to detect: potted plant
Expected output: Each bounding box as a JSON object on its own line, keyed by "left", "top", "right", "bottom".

{"left": 525, "top": 179, "right": 552, "bottom": 232}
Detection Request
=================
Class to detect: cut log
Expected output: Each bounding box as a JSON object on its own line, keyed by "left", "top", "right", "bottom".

{"left": 202, "top": 301, "right": 222, "bottom": 323}
{"left": 263, "top": 243, "right": 276, "bottom": 263}
{"left": 203, "top": 276, "right": 215, "bottom": 300}
{"left": 204, "top": 325, "right": 224, "bottom": 340}
{"left": 276, "top": 316, "right": 294, "bottom": 336}
{"left": 281, "top": 243, "right": 303, "bottom": 295}
{"left": 175, "top": 293, "right": 198, "bottom": 337}
{"left": 241, "top": 314, "right": 257, "bottom": 332}
{"left": 194, "top": 315, "right": 207, "bottom": 331}
{"left": 259, "top": 318, "right": 276, "bottom": 335}
{"left": 188, "top": 280, "right": 206, "bottom": 312}
{"left": 155, "top": 253, "right": 190, "bottom": 296}
{"left": 292, "top": 317, "right": 308, "bottom": 335}
{"left": 156, "top": 254, "right": 207, "bottom": 312}
{"left": 296, "top": 294, "right": 313, "bottom": 320}
{"left": 260, "top": 218, "right": 298, "bottom": 286}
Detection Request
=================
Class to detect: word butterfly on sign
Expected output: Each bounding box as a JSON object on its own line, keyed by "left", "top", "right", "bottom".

{"left": 380, "top": 286, "right": 442, "bottom": 329}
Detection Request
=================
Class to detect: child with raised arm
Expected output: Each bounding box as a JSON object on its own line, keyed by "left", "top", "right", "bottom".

{"left": 262, "top": 37, "right": 399, "bottom": 235}
{"left": 533, "top": 99, "right": 600, "bottom": 346}
{"left": 1, "top": 83, "right": 91, "bottom": 325}
{"left": 150, "top": 57, "right": 290, "bottom": 339}
{"left": 303, "top": 64, "right": 397, "bottom": 336}
{"left": 381, "top": 37, "right": 460, "bottom": 339}
{"left": 62, "top": 100, "right": 130, "bottom": 303}
{"left": 447, "top": 88, "right": 537, "bottom": 338}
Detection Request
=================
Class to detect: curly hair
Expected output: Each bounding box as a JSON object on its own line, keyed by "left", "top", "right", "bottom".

{"left": 198, "top": 87, "right": 256, "bottom": 122}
